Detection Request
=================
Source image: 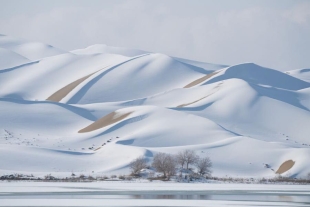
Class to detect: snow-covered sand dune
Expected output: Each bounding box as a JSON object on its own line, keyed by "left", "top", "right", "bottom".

{"left": 0, "top": 34, "right": 309, "bottom": 178}
{"left": 287, "top": 68, "right": 310, "bottom": 83}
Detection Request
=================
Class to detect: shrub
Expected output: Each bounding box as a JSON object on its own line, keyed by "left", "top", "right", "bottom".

{"left": 125, "top": 176, "right": 133, "bottom": 181}
{"left": 88, "top": 175, "right": 95, "bottom": 180}
{"left": 44, "top": 174, "right": 56, "bottom": 180}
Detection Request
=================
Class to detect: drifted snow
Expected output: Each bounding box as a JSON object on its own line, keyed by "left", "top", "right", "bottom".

{"left": 0, "top": 34, "right": 309, "bottom": 178}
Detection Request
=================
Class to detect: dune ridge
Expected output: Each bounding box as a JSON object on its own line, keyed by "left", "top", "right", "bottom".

{"left": 78, "top": 111, "right": 132, "bottom": 133}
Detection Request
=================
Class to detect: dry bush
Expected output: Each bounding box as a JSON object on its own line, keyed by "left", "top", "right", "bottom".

{"left": 88, "top": 175, "right": 95, "bottom": 180}
{"left": 125, "top": 176, "right": 133, "bottom": 181}
{"left": 44, "top": 174, "right": 56, "bottom": 180}
{"left": 118, "top": 175, "right": 125, "bottom": 180}
{"left": 103, "top": 175, "right": 109, "bottom": 180}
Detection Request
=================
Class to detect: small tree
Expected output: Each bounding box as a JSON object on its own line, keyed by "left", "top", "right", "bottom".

{"left": 129, "top": 156, "right": 148, "bottom": 175}
{"left": 182, "top": 150, "right": 199, "bottom": 170}
{"left": 152, "top": 152, "right": 176, "bottom": 179}
{"left": 196, "top": 157, "right": 212, "bottom": 177}
{"left": 176, "top": 151, "right": 186, "bottom": 169}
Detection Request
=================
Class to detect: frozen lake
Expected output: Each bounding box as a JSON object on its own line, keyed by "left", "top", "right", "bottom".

{"left": 0, "top": 182, "right": 309, "bottom": 206}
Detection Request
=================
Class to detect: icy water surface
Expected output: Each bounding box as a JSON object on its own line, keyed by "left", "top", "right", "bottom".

{"left": 0, "top": 182, "right": 309, "bottom": 206}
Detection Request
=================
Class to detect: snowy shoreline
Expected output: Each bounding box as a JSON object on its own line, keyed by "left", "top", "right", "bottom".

{"left": 1, "top": 182, "right": 309, "bottom": 207}
{"left": 1, "top": 176, "right": 310, "bottom": 185}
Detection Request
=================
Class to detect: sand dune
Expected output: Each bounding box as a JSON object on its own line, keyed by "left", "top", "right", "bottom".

{"left": 46, "top": 68, "right": 107, "bottom": 102}
{"left": 78, "top": 111, "right": 132, "bottom": 133}
{"left": 178, "top": 82, "right": 222, "bottom": 107}
{"left": 2, "top": 34, "right": 310, "bottom": 178}
{"left": 177, "top": 96, "right": 208, "bottom": 108}
{"left": 276, "top": 160, "right": 295, "bottom": 174}
{"left": 184, "top": 71, "right": 219, "bottom": 88}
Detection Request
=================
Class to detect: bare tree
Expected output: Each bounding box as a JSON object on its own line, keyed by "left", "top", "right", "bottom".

{"left": 176, "top": 151, "right": 186, "bottom": 169}
{"left": 181, "top": 150, "right": 199, "bottom": 170}
{"left": 152, "top": 153, "right": 176, "bottom": 179}
{"left": 129, "top": 156, "right": 148, "bottom": 175}
{"left": 196, "top": 157, "right": 212, "bottom": 176}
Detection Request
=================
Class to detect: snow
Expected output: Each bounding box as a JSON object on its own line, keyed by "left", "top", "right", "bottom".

{"left": 287, "top": 68, "right": 310, "bottom": 83}
{"left": 0, "top": 34, "right": 310, "bottom": 179}
{"left": 71, "top": 44, "right": 147, "bottom": 57}
{"left": 63, "top": 53, "right": 211, "bottom": 104}
{"left": 0, "top": 35, "right": 65, "bottom": 60}
{"left": 0, "top": 47, "right": 29, "bottom": 70}
{"left": 0, "top": 182, "right": 309, "bottom": 207}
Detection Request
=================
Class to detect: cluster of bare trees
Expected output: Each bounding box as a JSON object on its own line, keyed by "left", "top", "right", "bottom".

{"left": 129, "top": 150, "right": 212, "bottom": 179}
{"left": 176, "top": 150, "right": 212, "bottom": 176}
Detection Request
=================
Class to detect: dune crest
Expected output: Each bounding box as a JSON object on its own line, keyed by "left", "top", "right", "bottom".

{"left": 177, "top": 96, "right": 208, "bottom": 108}
{"left": 276, "top": 160, "right": 295, "bottom": 174}
{"left": 178, "top": 82, "right": 222, "bottom": 107}
{"left": 184, "top": 71, "right": 219, "bottom": 88}
{"left": 78, "top": 111, "right": 132, "bottom": 133}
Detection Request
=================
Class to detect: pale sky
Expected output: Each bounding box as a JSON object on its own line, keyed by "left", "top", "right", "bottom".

{"left": 0, "top": 0, "right": 309, "bottom": 71}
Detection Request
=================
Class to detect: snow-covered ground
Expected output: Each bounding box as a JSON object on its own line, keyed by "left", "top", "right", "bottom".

{"left": 0, "top": 34, "right": 310, "bottom": 179}
{"left": 0, "top": 182, "right": 309, "bottom": 206}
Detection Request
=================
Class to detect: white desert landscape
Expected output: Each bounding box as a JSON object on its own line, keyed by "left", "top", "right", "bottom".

{"left": 1, "top": 0, "right": 310, "bottom": 206}
{"left": 0, "top": 34, "right": 309, "bottom": 179}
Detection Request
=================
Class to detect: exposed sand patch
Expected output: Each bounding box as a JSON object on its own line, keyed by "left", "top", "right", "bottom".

{"left": 177, "top": 96, "right": 208, "bottom": 108}
{"left": 184, "top": 71, "right": 219, "bottom": 88}
{"left": 78, "top": 111, "right": 132, "bottom": 133}
{"left": 94, "top": 147, "right": 101, "bottom": 151}
{"left": 46, "top": 66, "right": 109, "bottom": 102}
{"left": 276, "top": 160, "right": 295, "bottom": 174}
{"left": 46, "top": 72, "right": 97, "bottom": 102}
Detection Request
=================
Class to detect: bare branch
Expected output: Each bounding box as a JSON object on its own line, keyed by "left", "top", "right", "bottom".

{"left": 129, "top": 156, "right": 148, "bottom": 175}
{"left": 196, "top": 157, "right": 212, "bottom": 176}
{"left": 177, "top": 150, "right": 199, "bottom": 170}
{"left": 152, "top": 152, "right": 176, "bottom": 179}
